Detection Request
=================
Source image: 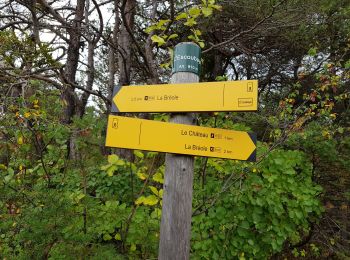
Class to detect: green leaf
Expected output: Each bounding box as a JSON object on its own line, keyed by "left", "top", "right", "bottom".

{"left": 274, "top": 158, "right": 283, "bottom": 165}
{"left": 134, "top": 150, "right": 144, "bottom": 159}
{"left": 146, "top": 152, "right": 158, "bottom": 158}
{"left": 135, "top": 196, "right": 145, "bottom": 205}
{"left": 100, "top": 164, "right": 109, "bottom": 170}
{"left": 149, "top": 186, "right": 159, "bottom": 196}
{"left": 184, "top": 18, "right": 197, "bottom": 27}
{"left": 157, "top": 19, "right": 170, "bottom": 28}
{"left": 7, "top": 167, "right": 14, "bottom": 175}
{"left": 198, "top": 41, "right": 205, "bottom": 48}
{"left": 167, "top": 34, "right": 178, "bottom": 40}
{"left": 215, "top": 75, "right": 227, "bottom": 81}
{"left": 188, "top": 35, "right": 196, "bottom": 40}
{"left": 153, "top": 171, "right": 164, "bottom": 184}
{"left": 189, "top": 7, "right": 201, "bottom": 17}
{"left": 160, "top": 62, "right": 170, "bottom": 69}
{"left": 137, "top": 171, "right": 148, "bottom": 180}
{"left": 107, "top": 165, "right": 117, "bottom": 176}
{"left": 237, "top": 227, "right": 249, "bottom": 237}
{"left": 103, "top": 234, "right": 112, "bottom": 241}
{"left": 194, "top": 29, "right": 202, "bottom": 36}
{"left": 241, "top": 220, "right": 250, "bottom": 229}
{"left": 130, "top": 244, "right": 136, "bottom": 251}
{"left": 143, "top": 195, "right": 159, "bottom": 206}
{"left": 151, "top": 208, "right": 161, "bottom": 218}
{"left": 76, "top": 193, "right": 85, "bottom": 201}
{"left": 175, "top": 12, "right": 187, "bottom": 20}
{"left": 202, "top": 7, "right": 213, "bottom": 17}
{"left": 294, "top": 210, "right": 303, "bottom": 219}
{"left": 210, "top": 4, "right": 222, "bottom": 11}
{"left": 145, "top": 25, "right": 156, "bottom": 34}
{"left": 345, "top": 60, "right": 350, "bottom": 69}
{"left": 17, "top": 135, "right": 23, "bottom": 145}
{"left": 135, "top": 195, "right": 159, "bottom": 206}
{"left": 115, "top": 159, "right": 125, "bottom": 166}
{"left": 108, "top": 154, "right": 119, "bottom": 164}
{"left": 114, "top": 233, "right": 121, "bottom": 241}
{"left": 151, "top": 35, "right": 165, "bottom": 46}
{"left": 4, "top": 175, "right": 12, "bottom": 182}
{"left": 308, "top": 47, "right": 317, "bottom": 57}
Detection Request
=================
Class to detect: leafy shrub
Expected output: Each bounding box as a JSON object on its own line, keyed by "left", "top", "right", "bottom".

{"left": 191, "top": 150, "right": 323, "bottom": 259}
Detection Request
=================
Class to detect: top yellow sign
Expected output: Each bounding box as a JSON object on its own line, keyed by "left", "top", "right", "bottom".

{"left": 111, "top": 80, "right": 258, "bottom": 113}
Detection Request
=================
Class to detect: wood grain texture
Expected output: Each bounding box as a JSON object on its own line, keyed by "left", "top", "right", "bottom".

{"left": 159, "top": 63, "right": 199, "bottom": 260}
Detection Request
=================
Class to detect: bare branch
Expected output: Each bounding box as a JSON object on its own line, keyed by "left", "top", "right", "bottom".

{"left": 203, "top": 0, "right": 286, "bottom": 54}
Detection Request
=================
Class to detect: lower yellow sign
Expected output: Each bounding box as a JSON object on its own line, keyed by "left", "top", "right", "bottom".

{"left": 106, "top": 115, "right": 256, "bottom": 161}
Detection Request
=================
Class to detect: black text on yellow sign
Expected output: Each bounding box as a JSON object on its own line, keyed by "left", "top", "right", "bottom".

{"left": 106, "top": 115, "right": 257, "bottom": 161}
{"left": 111, "top": 80, "right": 258, "bottom": 113}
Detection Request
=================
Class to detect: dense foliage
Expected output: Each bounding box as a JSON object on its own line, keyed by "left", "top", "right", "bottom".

{"left": 1, "top": 0, "right": 349, "bottom": 259}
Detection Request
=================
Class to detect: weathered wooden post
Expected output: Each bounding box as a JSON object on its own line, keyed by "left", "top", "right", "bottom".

{"left": 158, "top": 42, "right": 201, "bottom": 260}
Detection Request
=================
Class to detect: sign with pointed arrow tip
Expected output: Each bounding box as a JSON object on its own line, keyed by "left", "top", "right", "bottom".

{"left": 105, "top": 115, "right": 256, "bottom": 161}
{"left": 111, "top": 80, "right": 258, "bottom": 113}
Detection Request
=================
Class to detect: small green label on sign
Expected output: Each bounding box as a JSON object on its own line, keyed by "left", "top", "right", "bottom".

{"left": 172, "top": 43, "right": 201, "bottom": 75}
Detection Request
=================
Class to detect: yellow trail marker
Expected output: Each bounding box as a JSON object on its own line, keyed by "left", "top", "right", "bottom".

{"left": 111, "top": 80, "right": 258, "bottom": 113}
{"left": 106, "top": 115, "right": 257, "bottom": 161}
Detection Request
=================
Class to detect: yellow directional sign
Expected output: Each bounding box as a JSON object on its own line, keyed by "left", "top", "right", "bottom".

{"left": 111, "top": 80, "right": 258, "bottom": 113}
{"left": 106, "top": 115, "right": 256, "bottom": 161}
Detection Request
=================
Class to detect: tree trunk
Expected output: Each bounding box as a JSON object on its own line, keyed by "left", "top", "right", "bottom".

{"left": 77, "top": 0, "right": 99, "bottom": 117}
{"left": 62, "top": 0, "right": 86, "bottom": 122}
{"left": 107, "top": 0, "right": 121, "bottom": 114}
{"left": 116, "top": 0, "right": 136, "bottom": 161}
{"left": 118, "top": 0, "right": 136, "bottom": 86}
{"left": 61, "top": 0, "right": 85, "bottom": 159}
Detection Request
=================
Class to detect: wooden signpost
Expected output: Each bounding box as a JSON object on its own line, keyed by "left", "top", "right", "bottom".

{"left": 105, "top": 42, "right": 258, "bottom": 260}
{"left": 111, "top": 80, "right": 258, "bottom": 113}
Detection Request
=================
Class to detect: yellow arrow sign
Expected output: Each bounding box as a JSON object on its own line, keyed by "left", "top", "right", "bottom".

{"left": 111, "top": 80, "right": 258, "bottom": 112}
{"left": 106, "top": 115, "right": 256, "bottom": 161}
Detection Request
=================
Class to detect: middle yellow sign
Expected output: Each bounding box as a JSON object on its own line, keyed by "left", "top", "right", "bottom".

{"left": 112, "top": 80, "right": 258, "bottom": 113}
